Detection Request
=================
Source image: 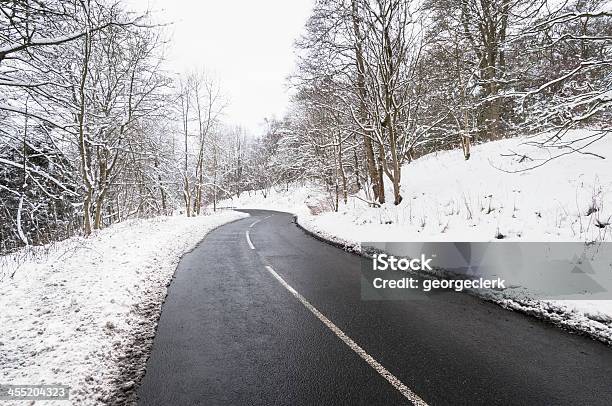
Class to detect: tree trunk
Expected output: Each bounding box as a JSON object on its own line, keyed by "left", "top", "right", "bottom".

{"left": 337, "top": 132, "right": 348, "bottom": 205}
{"left": 83, "top": 190, "right": 93, "bottom": 235}
{"left": 94, "top": 191, "right": 107, "bottom": 229}
{"left": 77, "top": 29, "right": 93, "bottom": 235}
{"left": 353, "top": 148, "right": 362, "bottom": 190}
{"left": 351, "top": 0, "right": 384, "bottom": 204}
{"left": 183, "top": 176, "right": 191, "bottom": 217}
{"left": 376, "top": 146, "right": 386, "bottom": 204}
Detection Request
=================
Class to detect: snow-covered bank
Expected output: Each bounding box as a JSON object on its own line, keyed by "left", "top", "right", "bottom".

{"left": 226, "top": 131, "right": 612, "bottom": 344}
{"left": 228, "top": 130, "right": 612, "bottom": 245}
{"left": 0, "top": 211, "right": 248, "bottom": 405}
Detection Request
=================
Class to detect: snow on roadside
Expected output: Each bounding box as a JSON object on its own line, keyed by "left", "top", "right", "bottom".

{"left": 228, "top": 130, "right": 612, "bottom": 244}
{"left": 221, "top": 185, "right": 321, "bottom": 218}
{"left": 304, "top": 131, "right": 612, "bottom": 244}
{"left": 226, "top": 130, "right": 612, "bottom": 345}
{"left": 0, "top": 210, "right": 248, "bottom": 405}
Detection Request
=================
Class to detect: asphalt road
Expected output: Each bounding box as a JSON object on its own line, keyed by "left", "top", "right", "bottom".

{"left": 137, "top": 209, "right": 612, "bottom": 405}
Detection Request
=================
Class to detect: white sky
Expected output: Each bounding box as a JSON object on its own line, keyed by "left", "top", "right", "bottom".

{"left": 127, "top": 0, "right": 314, "bottom": 135}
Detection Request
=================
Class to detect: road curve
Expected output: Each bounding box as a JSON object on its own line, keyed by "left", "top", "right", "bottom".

{"left": 137, "top": 209, "right": 612, "bottom": 405}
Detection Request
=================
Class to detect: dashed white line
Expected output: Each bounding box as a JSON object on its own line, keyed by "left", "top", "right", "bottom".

{"left": 250, "top": 214, "right": 273, "bottom": 228}
{"left": 245, "top": 230, "right": 255, "bottom": 250}
{"left": 263, "top": 265, "right": 428, "bottom": 406}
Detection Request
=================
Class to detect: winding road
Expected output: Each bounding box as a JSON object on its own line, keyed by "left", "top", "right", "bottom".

{"left": 137, "top": 209, "right": 612, "bottom": 405}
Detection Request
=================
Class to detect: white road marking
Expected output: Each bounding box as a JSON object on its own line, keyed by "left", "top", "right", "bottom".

{"left": 264, "top": 265, "right": 428, "bottom": 406}
{"left": 250, "top": 214, "right": 273, "bottom": 228}
{"left": 245, "top": 230, "right": 255, "bottom": 250}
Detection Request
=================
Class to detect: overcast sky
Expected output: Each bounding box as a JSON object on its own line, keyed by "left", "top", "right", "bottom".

{"left": 126, "top": 0, "right": 314, "bottom": 135}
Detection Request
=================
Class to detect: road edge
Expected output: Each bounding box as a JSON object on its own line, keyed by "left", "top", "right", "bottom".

{"left": 107, "top": 212, "right": 250, "bottom": 405}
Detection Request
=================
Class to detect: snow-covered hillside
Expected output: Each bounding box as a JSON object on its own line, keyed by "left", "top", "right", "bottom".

{"left": 226, "top": 131, "right": 612, "bottom": 343}
{"left": 0, "top": 211, "right": 247, "bottom": 405}
{"left": 319, "top": 136, "right": 610, "bottom": 243}
{"left": 230, "top": 130, "right": 612, "bottom": 244}
{"left": 226, "top": 132, "right": 612, "bottom": 242}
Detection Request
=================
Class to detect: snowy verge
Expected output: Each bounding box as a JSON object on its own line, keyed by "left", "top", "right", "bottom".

{"left": 0, "top": 210, "right": 248, "bottom": 405}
